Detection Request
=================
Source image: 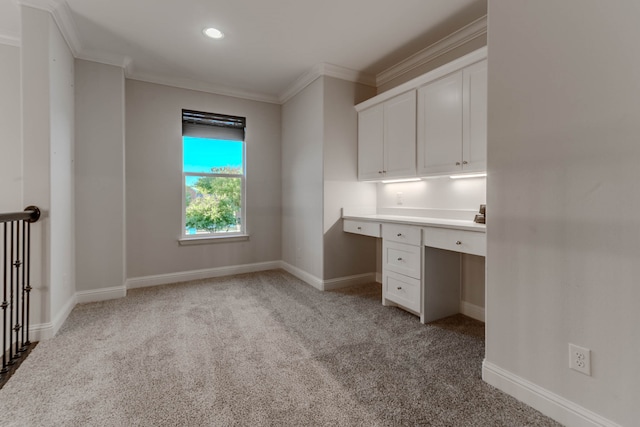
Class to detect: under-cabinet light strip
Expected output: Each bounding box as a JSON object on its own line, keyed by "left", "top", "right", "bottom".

{"left": 449, "top": 172, "right": 487, "bottom": 179}
{"left": 381, "top": 178, "right": 422, "bottom": 184}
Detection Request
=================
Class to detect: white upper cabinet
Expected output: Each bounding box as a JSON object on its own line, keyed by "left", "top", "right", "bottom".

{"left": 358, "top": 104, "right": 385, "bottom": 180}
{"left": 417, "top": 71, "right": 463, "bottom": 175}
{"left": 417, "top": 59, "right": 487, "bottom": 176}
{"left": 355, "top": 47, "right": 487, "bottom": 180}
{"left": 358, "top": 90, "right": 416, "bottom": 181}
{"left": 463, "top": 60, "right": 488, "bottom": 173}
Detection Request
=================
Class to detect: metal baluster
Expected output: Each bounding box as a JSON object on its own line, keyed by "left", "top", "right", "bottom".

{"left": 8, "top": 222, "right": 14, "bottom": 365}
{"left": 2, "top": 223, "right": 7, "bottom": 374}
{"left": 24, "top": 220, "right": 31, "bottom": 347}
{"left": 20, "top": 220, "right": 26, "bottom": 352}
{"left": 13, "top": 221, "right": 21, "bottom": 361}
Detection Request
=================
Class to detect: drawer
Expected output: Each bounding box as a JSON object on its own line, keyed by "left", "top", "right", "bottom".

{"left": 383, "top": 241, "right": 421, "bottom": 280}
{"left": 422, "top": 227, "right": 486, "bottom": 256}
{"left": 382, "top": 223, "right": 421, "bottom": 245}
{"left": 384, "top": 270, "right": 421, "bottom": 313}
{"left": 343, "top": 219, "right": 381, "bottom": 238}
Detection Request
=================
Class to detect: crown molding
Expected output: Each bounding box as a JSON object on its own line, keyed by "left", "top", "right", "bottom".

{"left": 75, "top": 48, "right": 131, "bottom": 70}
{"left": 17, "top": 0, "right": 82, "bottom": 56}
{"left": 0, "top": 34, "right": 20, "bottom": 47}
{"left": 126, "top": 71, "right": 281, "bottom": 105}
{"left": 278, "top": 62, "right": 375, "bottom": 104}
{"left": 376, "top": 15, "right": 487, "bottom": 87}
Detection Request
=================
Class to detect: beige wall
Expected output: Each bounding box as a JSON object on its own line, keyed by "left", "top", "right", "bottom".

{"left": 19, "top": 6, "right": 76, "bottom": 329}
{"left": 322, "top": 77, "right": 377, "bottom": 280}
{"left": 281, "top": 78, "right": 324, "bottom": 278}
{"left": 487, "top": 1, "right": 640, "bottom": 425}
{"left": 125, "top": 79, "right": 282, "bottom": 278}
{"left": 48, "top": 14, "right": 76, "bottom": 321}
{"left": 75, "top": 60, "right": 126, "bottom": 292}
{"left": 0, "top": 44, "right": 21, "bottom": 213}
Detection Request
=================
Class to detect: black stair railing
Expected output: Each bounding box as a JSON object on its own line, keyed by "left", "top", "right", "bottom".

{"left": 0, "top": 206, "right": 40, "bottom": 381}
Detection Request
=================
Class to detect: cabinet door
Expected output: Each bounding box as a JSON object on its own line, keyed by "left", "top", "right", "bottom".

{"left": 417, "top": 71, "right": 463, "bottom": 175}
{"left": 383, "top": 91, "right": 417, "bottom": 179}
{"left": 462, "top": 60, "right": 487, "bottom": 172}
{"left": 358, "top": 104, "right": 385, "bottom": 180}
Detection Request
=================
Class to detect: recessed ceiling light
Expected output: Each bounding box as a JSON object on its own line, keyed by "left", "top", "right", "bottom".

{"left": 203, "top": 27, "right": 224, "bottom": 39}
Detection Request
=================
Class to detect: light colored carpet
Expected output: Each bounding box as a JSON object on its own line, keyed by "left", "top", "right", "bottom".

{"left": 0, "top": 270, "right": 560, "bottom": 426}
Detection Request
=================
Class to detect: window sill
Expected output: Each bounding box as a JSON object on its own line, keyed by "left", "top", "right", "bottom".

{"left": 178, "top": 234, "right": 250, "bottom": 246}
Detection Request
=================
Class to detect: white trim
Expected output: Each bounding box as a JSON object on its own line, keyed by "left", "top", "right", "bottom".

{"left": 278, "top": 63, "right": 376, "bottom": 104}
{"left": 178, "top": 234, "right": 250, "bottom": 246}
{"left": 125, "top": 261, "right": 282, "bottom": 289}
{"left": 375, "top": 272, "right": 382, "bottom": 284}
{"left": 279, "top": 262, "right": 324, "bottom": 291}
{"left": 460, "top": 300, "right": 485, "bottom": 322}
{"left": 323, "top": 272, "right": 377, "bottom": 291}
{"left": 17, "top": 0, "right": 82, "bottom": 56}
{"left": 75, "top": 48, "right": 131, "bottom": 70}
{"left": 280, "top": 262, "right": 378, "bottom": 291}
{"left": 126, "top": 72, "right": 280, "bottom": 104}
{"left": 376, "top": 15, "right": 487, "bottom": 87}
{"left": 0, "top": 34, "right": 21, "bottom": 47}
{"left": 29, "top": 293, "right": 75, "bottom": 341}
{"left": 29, "top": 322, "right": 54, "bottom": 342}
{"left": 76, "top": 286, "right": 126, "bottom": 304}
{"left": 482, "top": 361, "right": 621, "bottom": 427}
{"left": 321, "top": 63, "right": 376, "bottom": 87}
{"left": 355, "top": 46, "right": 487, "bottom": 112}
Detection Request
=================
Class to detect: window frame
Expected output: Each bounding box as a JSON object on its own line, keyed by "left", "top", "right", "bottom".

{"left": 180, "top": 112, "right": 248, "bottom": 244}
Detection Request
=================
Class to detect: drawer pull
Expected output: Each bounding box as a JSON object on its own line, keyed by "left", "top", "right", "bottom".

{"left": 397, "top": 257, "right": 403, "bottom": 261}
{"left": 397, "top": 286, "right": 402, "bottom": 290}
{"left": 397, "top": 233, "right": 402, "bottom": 237}
{"left": 357, "top": 226, "right": 362, "bottom": 230}
{"left": 456, "top": 241, "right": 462, "bottom": 245}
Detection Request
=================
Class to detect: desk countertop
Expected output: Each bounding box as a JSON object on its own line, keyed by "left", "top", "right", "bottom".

{"left": 342, "top": 213, "right": 486, "bottom": 232}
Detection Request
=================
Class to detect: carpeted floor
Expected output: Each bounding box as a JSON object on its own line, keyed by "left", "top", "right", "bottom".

{"left": 0, "top": 269, "right": 560, "bottom": 426}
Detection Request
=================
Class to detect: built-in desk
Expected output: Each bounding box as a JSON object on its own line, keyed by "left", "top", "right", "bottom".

{"left": 343, "top": 213, "right": 486, "bottom": 323}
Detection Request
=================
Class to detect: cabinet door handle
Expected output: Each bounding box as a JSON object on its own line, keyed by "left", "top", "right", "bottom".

{"left": 456, "top": 162, "right": 461, "bottom": 166}
{"left": 357, "top": 226, "right": 362, "bottom": 230}
{"left": 397, "top": 257, "right": 403, "bottom": 261}
{"left": 378, "top": 171, "right": 383, "bottom": 174}
{"left": 397, "top": 286, "right": 402, "bottom": 290}
{"left": 382, "top": 170, "right": 387, "bottom": 173}
{"left": 463, "top": 160, "right": 468, "bottom": 165}
{"left": 456, "top": 241, "right": 462, "bottom": 245}
{"left": 397, "top": 233, "right": 402, "bottom": 237}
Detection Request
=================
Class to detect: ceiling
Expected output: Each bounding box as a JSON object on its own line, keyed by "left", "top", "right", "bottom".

{"left": 0, "top": 0, "right": 487, "bottom": 103}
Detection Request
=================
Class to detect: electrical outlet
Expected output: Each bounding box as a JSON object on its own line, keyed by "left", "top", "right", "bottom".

{"left": 569, "top": 343, "right": 591, "bottom": 376}
{"left": 396, "top": 192, "right": 403, "bottom": 205}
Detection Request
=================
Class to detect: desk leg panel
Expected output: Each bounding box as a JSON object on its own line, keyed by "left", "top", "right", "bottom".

{"left": 422, "top": 247, "right": 461, "bottom": 323}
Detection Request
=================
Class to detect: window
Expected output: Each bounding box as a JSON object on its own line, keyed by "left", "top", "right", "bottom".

{"left": 182, "top": 109, "right": 246, "bottom": 239}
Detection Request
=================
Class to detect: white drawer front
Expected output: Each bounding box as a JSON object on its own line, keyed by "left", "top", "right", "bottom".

{"left": 343, "top": 219, "right": 381, "bottom": 238}
{"left": 422, "top": 227, "right": 486, "bottom": 256}
{"left": 383, "top": 241, "right": 421, "bottom": 279}
{"left": 384, "top": 270, "right": 421, "bottom": 313}
{"left": 382, "top": 223, "right": 421, "bottom": 245}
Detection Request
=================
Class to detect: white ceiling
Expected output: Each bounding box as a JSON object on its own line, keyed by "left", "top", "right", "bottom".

{"left": 0, "top": 0, "right": 487, "bottom": 102}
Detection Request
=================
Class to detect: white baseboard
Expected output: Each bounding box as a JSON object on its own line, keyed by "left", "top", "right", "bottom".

{"left": 460, "top": 300, "right": 485, "bottom": 322}
{"left": 29, "top": 294, "right": 76, "bottom": 341}
{"left": 323, "top": 272, "right": 377, "bottom": 291}
{"left": 76, "top": 286, "right": 127, "bottom": 304}
{"left": 280, "top": 262, "right": 377, "bottom": 291}
{"left": 29, "top": 322, "right": 54, "bottom": 342}
{"left": 483, "top": 361, "right": 621, "bottom": 427}
{"left": 125, "top": 261, "right": 282, "bottom": 289}
{"left": 280, "top": 262, "right": 323, "bottom": 290}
